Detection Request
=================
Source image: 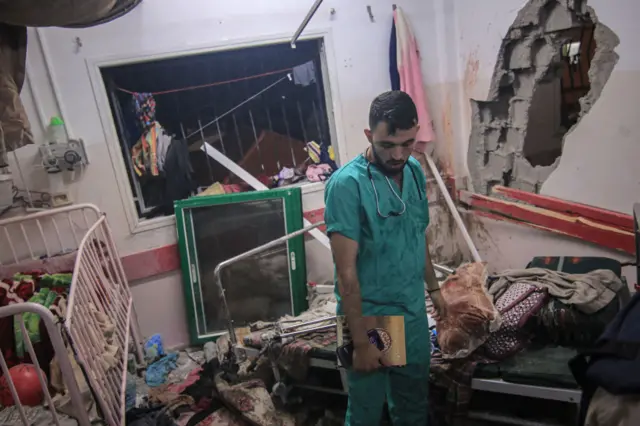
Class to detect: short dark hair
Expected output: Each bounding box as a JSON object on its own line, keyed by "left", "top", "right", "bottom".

{"left": 368, "top": 91, "right": 418, "bottom": 135}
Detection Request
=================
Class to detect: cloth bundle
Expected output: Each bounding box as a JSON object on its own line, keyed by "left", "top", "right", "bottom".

{"left": 132, "top": 93, "right": 157, "bottom": 132}
{"left": 487, "top": 268, "right": 624, "bottom": 314}
{"left": 436, "top": 262, "right": 501, "bottom": 359}
{"left": 0, "top": 272, "right": 71, "bottom": 361}
{"left": 488, "top": 267, "right": 626, "bottom": 349}
{"left": 214, "top": 375, "right": 295, "bottom": 426}
{"left": 482, "top": 282, "right": 549, "bottom": 360}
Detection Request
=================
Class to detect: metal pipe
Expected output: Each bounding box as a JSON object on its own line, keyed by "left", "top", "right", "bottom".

{"left": 215, "top": 119, "right": 227, "bottom": 156}
{"left": 434, "top": 264, "right": 454, "bottom": 275}
{"left": 291, "top": 0, "right": 324, "bottom": 49}
{"left": 198, "top": 118, "right": 215, "bottom": 184}
{"left": 232, "top": 114, "right": 243, "bottom": 157}
{"left": 248, "top": 110, "right": 265, "bottom": 171}
{"left": 281, "top": 103, "right": 297, "bottom": 166}
{"left": 278, "top": 323, "right": 335, "bottom": 340}
{"left": 265, "top": 107, "right": 281, "bottom": 169}
{"left": 281, "top": 315, "right": 337, "bottom": 331}
{"left": 467, "top": 411, "right": 559, "bottom": 426}
{"left": 312, "top": 101, "right": 323, "bottom": 143}
{"left": 216, "top": 222, "right": 325, "bottom": 344}
{"left": 297, "top": 101, "right": 308, "bottom": 142}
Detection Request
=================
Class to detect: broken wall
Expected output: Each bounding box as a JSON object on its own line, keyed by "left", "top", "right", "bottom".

{"left": 447, "top": 0, "right": 640, "bottom": 282}
{"left": 454, "top": 0, "right": 640, "bottom": 213}
{"left": 467, "top": 0, "right": 619, "bottom": 194}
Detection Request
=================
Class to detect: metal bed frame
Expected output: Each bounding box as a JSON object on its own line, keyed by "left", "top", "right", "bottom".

{"left": 215, "top": 222, "right": 582, "bottom": 423}
{"left": 0, "top": 204, "right": 145, "bottom": 425}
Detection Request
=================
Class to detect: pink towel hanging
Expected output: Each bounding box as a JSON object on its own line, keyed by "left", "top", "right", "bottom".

{"left": 394, "top": 7, "right": 435, "bottom": 153}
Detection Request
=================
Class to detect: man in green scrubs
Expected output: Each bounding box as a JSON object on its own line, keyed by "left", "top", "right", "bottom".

{"left": 325, "top": 91, "right": 445, "bottom": 425}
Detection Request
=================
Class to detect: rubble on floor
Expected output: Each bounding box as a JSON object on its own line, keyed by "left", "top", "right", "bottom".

{"left": 126, "top": 335, "right": 347, "bottom": 426}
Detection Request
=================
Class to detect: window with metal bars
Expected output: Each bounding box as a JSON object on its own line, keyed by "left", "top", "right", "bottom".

{"left": 101, "top": 38, "right": 335, "bottom": 219}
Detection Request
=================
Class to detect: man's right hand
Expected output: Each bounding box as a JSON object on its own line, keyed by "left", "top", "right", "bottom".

{"left": 353, "top": 343, "right": 387, "bottom": 372}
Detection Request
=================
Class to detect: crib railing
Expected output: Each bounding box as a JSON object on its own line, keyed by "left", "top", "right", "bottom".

{"left": 0, "top": 204, "right": 145, "bottom": 426}
{"left": 0, "top": 303, "right": 90, "bottom": 426}
{"left": 0, "top": 204, "right": 100, "bottom": 265}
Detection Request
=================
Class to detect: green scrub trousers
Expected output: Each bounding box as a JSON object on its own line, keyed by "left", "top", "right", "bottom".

{"left": 324, "top": 154, "right": 431, "bottom": 426}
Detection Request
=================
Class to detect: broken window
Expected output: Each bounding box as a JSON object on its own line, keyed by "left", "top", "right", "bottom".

{"left": 102, "top": 39, "right": 336, "bottom": 219}
{"left": 467, "top": 0, "right": 618, "bottom": 195}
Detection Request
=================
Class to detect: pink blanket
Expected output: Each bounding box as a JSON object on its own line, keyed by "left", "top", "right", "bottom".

{"left": 394, "top": 7, "right": 435, "bottom": 153}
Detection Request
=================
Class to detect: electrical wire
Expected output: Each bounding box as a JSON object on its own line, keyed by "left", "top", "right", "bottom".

{"left": 116, "top": 66, "right": 294, "bottom": 96}
{"left": 0, "top": 186, "right": 53, "bottom": 218}
{"left": 185, "top": 74, "right": 290, "bottom": 139}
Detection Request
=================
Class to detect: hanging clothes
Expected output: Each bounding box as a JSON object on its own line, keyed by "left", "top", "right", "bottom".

{"left": 132, "top": 121, "right": 159, "bottom": 177}
{"left": 131, "top": 121, "right": 173, "bottom": 177}
{"left": 132, "top": 92, "right": 157, "bottom": 132}
{"left": 389, "top": 18, "right": 401, "bottom": 91}
{"left": 142, "top": 137, "right": 197, "bottom": 219}
{"left": 292, "top": 60, "right": 316, "bottom": 86}
{"left": 391, "top": 6, "right": 435, "bottom": 153}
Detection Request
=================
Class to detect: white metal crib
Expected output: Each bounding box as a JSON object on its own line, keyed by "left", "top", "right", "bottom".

{"left": 0, "top": 204, "right": 145, "bottom": 425}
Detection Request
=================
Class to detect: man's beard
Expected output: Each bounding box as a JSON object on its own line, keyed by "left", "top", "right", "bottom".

{"left": 371, "top": 146, "right": 407, "bottom": 176}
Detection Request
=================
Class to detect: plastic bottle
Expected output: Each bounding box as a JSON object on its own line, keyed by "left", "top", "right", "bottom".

{"left": 46, "top": 116, "right": 68, "bottom": 145}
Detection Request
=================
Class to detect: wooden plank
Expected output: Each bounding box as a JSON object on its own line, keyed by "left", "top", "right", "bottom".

{"left": 492, "top": 186, "right": 634, "bottom": 230}
{"left": 462, "top": 191, "right": 634, "bottom": 255}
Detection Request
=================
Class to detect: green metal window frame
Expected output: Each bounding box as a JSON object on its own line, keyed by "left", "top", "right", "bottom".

{"left": 175, "top": 187, "right": 307, "bottom": 345}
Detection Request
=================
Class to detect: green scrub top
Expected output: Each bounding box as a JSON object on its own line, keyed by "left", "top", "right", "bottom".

{"left": 324, "top": 154, "right": 430, "bottom": 364}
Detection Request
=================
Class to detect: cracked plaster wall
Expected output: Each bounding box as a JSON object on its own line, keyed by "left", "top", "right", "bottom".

{"left": 453, "top": 0, "right": 640, "bottom": 214}
{"left": 449, "top": 0, "right": 640, "bottom": 285}
{"left": 467, "top": 0, "right": 619, "bottom": 195}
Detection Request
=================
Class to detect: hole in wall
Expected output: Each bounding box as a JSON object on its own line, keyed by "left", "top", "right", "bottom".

{"left": 523, "top": 22, "right": 596, "bottom": 167}
{"left": 467, "top": 0, "right": 619, "bottom": 195}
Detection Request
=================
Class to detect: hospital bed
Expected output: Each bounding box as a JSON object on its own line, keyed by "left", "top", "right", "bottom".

{"left": 215, "top": 224, "right": 631, "bottom": 425}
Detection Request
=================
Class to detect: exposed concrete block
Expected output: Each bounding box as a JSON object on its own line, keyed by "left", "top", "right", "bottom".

{"left": 484, "top": 128, "right": 502, "bottom": 152}
{"left": 514, "top": 70, "right": 536, "bottom": 98}
{"left": 498, "top": 70, "right": 516, "bottom": 88}
{"left": 485, "top": 150, "right": 515, "bottom": 175}
{"left": 512, "top": 155, "right": 559, "bottom": 188}
{"left": 506, "top": 128, "right": 525, "bottom": 152}
{"left": 480, "top": 105, "right": 494, "bottom": 123}
{"left": 510, "top": 179, "right": 538, "bottom": 193}
{"left": 513, "top": 156, "right": 539, "bottom": 185}
{"left": 532, "top": 38, "right": 557, "bottom": 68}
{"left": 565, "top": 0, "right": 588, "bottom": 15}
{"left": 544, "top": 1, "right": 577, "bottom": 33}
{"left": 508, "top": 38, "right": 534, "bottom": 69}
{"left": 508, "top": 28, "right": 524, "bottom": 40}
{"left": 509, "top": 98, "right": 530, "bottom": 128}
{"left": 466, "top": 0, "right": 618, "bottom": 195}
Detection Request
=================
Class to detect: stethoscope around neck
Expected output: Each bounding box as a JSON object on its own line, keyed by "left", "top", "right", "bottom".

{"left": 365, "top": 151, "right": 423, "bottom": 219}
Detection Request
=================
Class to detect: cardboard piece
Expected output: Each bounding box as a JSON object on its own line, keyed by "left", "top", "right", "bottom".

{"left": 337, "top": 315, "right": 406, "bottom": 367}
